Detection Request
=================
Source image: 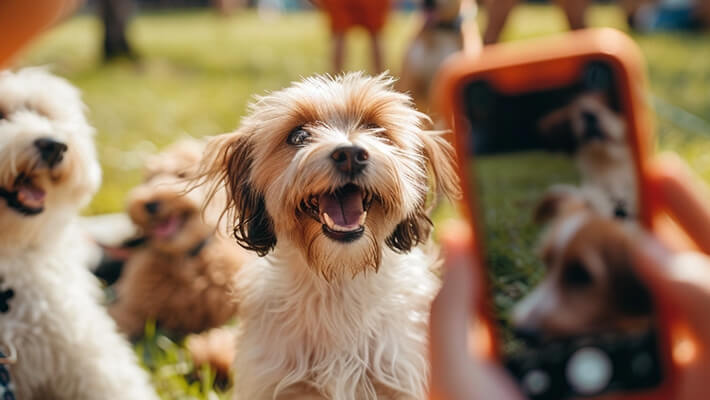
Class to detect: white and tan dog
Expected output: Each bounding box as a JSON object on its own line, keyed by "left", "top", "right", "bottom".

{"left": 399, "top": 0, "right": 479, "bottom": 116}
{"left": 0, "top": 68, "right": 158, "bottom": 400}
{"left": 538, "top": 92, "right": 637, "bottom": 219}
{"left": 199, "top": 72, "right": 460, "bottom": 400}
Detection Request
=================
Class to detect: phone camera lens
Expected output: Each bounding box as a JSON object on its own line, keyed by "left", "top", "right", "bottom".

{"left": 565, "top": 347, "right": 613, "bottom": 395}
{"left": 631, "top": 352, "right": 654, "bottom": 377}
{"left": 522, "top": 369, "right": 551, "bottom": 396}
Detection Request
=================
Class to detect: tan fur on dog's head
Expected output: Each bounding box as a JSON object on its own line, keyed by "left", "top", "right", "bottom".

{"left": 199, "top": 72, "right": 460, "bottom": 280}
{"left": 537, "top": 92, "right": 627, "bottom": 159}
{"left": 514, "top": 192, "right": 652, "bottom": 340}
{"left": 128, "top": 138, "right": 218, "bottom": 254}
{"left": 0, "top": 68, "right": 101, "bottom": 251}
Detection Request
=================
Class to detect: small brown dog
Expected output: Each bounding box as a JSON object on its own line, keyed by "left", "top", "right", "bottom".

{"left": 109, "top": 139, "right": 250, "bottom": 338}
{"left": 512, "top": 190, "right": 653, "bottom": 340}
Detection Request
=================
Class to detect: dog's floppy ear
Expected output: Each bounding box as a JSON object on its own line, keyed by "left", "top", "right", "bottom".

{"left": 385, "top": 130, "right": 460, "bottom": 253}
{"left": 534, "top": 186, "right": 591, "bottom": 224}
{"left": 537, "top": 106, "right": 577, "bottom": 153}
{"left": 419, "top": 130, "right": 462, "bottom": 203}
{"left": 386, "top": 206, "right": 432, "bottom": 253}
{"left": 605, "top": 240, "right": 653, "bottom": 317}
{"left": 534, "top": 191, "right": 567, "bottom": 224}
{"left": 199, "top": 131, "right": 276, "bottom": 256}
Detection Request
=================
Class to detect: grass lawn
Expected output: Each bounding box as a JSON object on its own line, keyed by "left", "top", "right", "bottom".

{"left": 11, "top": 4, "right": 710, "bottom": 399}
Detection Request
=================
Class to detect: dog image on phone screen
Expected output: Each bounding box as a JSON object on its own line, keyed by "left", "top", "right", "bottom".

{"left": 511, "top": 190, "right": 653, "bottom": 341}
{"left": 537, "top": 92, "right": 636, "bottom": 220}
{"left": 109, "top": 138, "right": 249, "bottom": 339}
{"left": 197, "top": 72, "right": 460, "bottom": 399}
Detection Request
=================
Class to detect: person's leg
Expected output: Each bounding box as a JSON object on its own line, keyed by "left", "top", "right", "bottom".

{"left": 557, "top": 0, "right": 589, "bottom": 30}
{"left": 370, "top": 32, "right": 384, "bottom": 74}
{"left": 483, "top": 0, "right": 519, "bottom": 45}
{"left": 333, "top": 32, "right": 345, "bottom": 73}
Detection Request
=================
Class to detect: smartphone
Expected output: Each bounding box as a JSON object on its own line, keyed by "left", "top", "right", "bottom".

{"left": 435, "top": 29, "right": 674, "bottom": 399}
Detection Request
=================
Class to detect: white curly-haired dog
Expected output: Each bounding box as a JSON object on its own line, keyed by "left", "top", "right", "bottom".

{"left": 0, "top": 68, "right": 158, "bottom": 400}
{"left": 199, "top": 72, "right": 460, "bottom": 400}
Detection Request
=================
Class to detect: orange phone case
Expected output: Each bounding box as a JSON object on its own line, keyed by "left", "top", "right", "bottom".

{"left": 434, "top": 28, "right": 678, "bottom": 399}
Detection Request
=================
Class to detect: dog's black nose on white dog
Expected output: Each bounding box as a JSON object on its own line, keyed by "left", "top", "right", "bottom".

{"left": 331, "top": 146, "right": 369, "bottom": 176}
{"left": 34, "top": 138, "right": 67, "bottom": 168}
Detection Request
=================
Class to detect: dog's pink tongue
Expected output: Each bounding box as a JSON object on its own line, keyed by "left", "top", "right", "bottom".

{"left": 152, "top": 215, "right": 181, "bottom": 239}
{"left": 17, "top": 184, "right": 45, "bottom": 209}
{"left": 319, "top": 185, "right": 364, "bottom": 227}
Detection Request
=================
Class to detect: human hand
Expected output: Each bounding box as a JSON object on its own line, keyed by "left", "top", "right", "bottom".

{"left": 429, "top": 220, "right": 524, "bottom": 400}
{"left": 429, "top": 219, "right": 710, "bottom": 400}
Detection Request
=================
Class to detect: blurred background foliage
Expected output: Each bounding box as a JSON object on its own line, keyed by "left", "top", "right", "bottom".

{"left": 15, "top": 3, "right": 710, "bottom": 215}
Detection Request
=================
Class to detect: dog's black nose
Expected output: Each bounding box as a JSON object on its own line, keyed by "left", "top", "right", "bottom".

{"left": 34, "top": 138, "right": 68, "bottom": 168}
{"left": 144, "top": 201, "right": 160, "bottom": 215}
{"left": 513, "top": 326, "right": 543, "bottom": 346}
{"left": 330, "top": 146, "right": 369, "bottom": 176}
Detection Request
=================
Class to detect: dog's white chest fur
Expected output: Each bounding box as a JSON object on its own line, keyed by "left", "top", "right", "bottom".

{"left": 0, "top": 224, "right": 157, "bottom": 400}
{"left": 233, "top": 245, "right": 439, "bottom": 400}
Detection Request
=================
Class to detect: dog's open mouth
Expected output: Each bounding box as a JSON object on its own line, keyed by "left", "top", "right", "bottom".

{"left": 0, "top": 175, "right": 46, "bottom": 215}
{"left": 303, "top": 184, "right": 372, "bottom": 243}
{"left": 149, "top": 213, "right": 186, "bottom": 240}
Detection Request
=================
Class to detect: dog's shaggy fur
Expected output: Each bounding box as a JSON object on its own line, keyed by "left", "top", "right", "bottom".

{"left": 199, "top": 72, "right": 460, "bottom": 399}
{"left": 0, "top": 68, "right": 158, "bottom": 400}
{"left": 110, "top": 139, "right": 247, "bottom": 338}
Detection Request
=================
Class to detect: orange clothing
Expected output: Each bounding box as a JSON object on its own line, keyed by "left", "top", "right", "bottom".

{"left": 319, "top": 0, "right": 392, "bottom": 34}
{"left": 0, "top": 0, "right": 78, "bottom": 67}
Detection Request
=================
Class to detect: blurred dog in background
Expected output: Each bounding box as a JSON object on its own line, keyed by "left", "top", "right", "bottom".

{"left": 399, "top": 0, "right": 479, "bottom": 117}
{"left": 0, "top": 68, "right": 158, "bottom": 400}
{"left": 109, "top": 138, "right": 249, "bottom": 339}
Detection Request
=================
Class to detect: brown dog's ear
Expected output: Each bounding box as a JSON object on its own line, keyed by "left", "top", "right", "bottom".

{"left": 537, "top": 105, "right": 577, "bottom": 153}
{"left": 384, "top": 130, "right": 459, "bottom": 253}
{"left": 605, "top": 239, "right": 653, "bottom": 317}
{"left": 386, "top": 207, "right": 432, "bottom": 253}
{"left": 199, "top": 132, "right": 276, "bottom": 256}
{"left": 534, "top": 186, "right": 591, "bottom": 224}
{"left": 419, "top": 130, "right": 462, "bottom": 205}
{"left": 534, "top": 191, "right": 567, "bottom": 224}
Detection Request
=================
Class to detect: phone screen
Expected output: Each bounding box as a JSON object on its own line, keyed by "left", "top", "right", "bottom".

{"left": 461, "top": 61, "right": 662, "bottom": 399}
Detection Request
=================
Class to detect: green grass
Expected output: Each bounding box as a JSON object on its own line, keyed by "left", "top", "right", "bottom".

{"left": 474, "top": 152, "right": 580, "bottom": 354}
{"left": 12, "top": 4, "right": 710, "bottom": 398}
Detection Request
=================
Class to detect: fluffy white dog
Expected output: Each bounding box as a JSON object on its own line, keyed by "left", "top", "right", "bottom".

{"left": 200, "top": 73, "right": 460, "bottom": 400}
{"left": 0, "top": 68, "right": 158, "bottom": 400}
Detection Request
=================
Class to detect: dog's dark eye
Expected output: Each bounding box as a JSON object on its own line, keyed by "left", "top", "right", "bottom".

{"left": 176, "top": 171, "right": 187, "bottom": 179}
{"left": 287, "top": 127, "right": 310, "bottom": 146}
{"left": 562, "top": 261, "right": 593, "bottom": 288}
{"left": 365, "top": 123, "right": 390, "bottom": 141}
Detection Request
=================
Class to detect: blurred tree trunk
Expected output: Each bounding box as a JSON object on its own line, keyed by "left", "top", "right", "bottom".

{"left": 99, "top": 0, "right": 135, "bottom": 61}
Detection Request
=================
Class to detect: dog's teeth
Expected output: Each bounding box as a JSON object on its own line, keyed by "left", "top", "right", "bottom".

{"left": 322, "top": 212, "right": 365, "bottom": 232}
{"left": 358, "top": 211, "right": 367, "bottom": 226}
{"left": 322, "top": 212, "right": 336, "bottom": 230}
